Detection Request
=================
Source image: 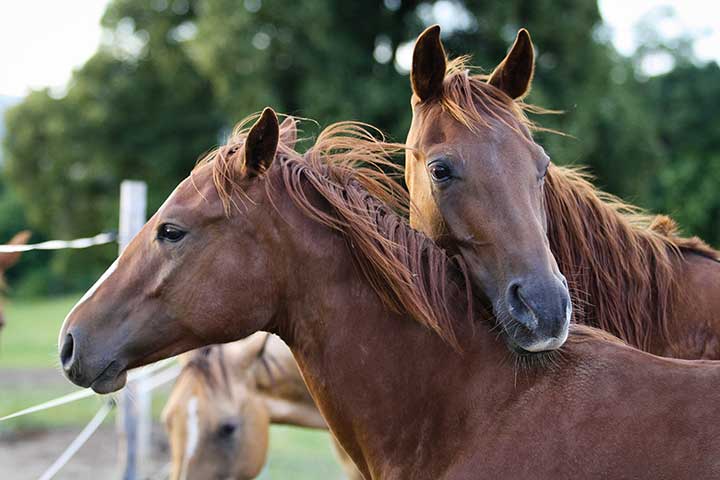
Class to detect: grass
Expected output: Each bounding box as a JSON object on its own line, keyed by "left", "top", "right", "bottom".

{"left": 0, "top": 295, "right": 347, "bottom": 478}
{"left": 1, "top": 294, "right": 79, "bottom": 368}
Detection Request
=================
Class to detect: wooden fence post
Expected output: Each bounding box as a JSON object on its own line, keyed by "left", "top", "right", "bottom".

{"left": 117, "top": 180, "right": 149, "bottom": 480}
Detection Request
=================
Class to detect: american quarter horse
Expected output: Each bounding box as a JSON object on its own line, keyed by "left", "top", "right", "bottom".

{"left": 163, "top": 333, "right": 362, "bottom": 480}
{"left": 59, "top": 109, "right": 720, "bottom": 479}
{"left": 406, "top": 25, "right": 720, "bottom": 358}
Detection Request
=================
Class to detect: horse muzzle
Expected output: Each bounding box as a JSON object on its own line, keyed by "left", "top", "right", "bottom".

{"left": 59, "top": 328, "right": 129, "bottom": 393}
{"left": 500, "top": 273, "right": 571, "bottom": 353}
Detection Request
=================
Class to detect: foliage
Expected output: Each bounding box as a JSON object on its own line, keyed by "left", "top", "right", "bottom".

{"left": 645, "top": 62, "right": 720, "bottom": 243}
{"left": 2, "top": 0, "right": 222, "bottom": 294}
{"left": 2, "top": 0, "right": 720, "bottom": 295}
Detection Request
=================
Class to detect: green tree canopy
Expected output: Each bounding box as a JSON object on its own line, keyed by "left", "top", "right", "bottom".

{"left": 2, "top": 0, "right": 719, "bottom": 294}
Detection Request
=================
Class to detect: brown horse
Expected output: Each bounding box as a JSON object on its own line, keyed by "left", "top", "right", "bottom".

{"left": 407, "top": 26, "right": 571, "bottom": 354}
{"left": 406, "top": 25, "right": 720, "bottom": 358}
{"left": 59, "top": 109, "right": 720, "bottom": 479}
{"left": 163, "top": 333, "right": 362, "bottom": 480}
{"left": 0, "top": 231, "right": 31, "bottom": 332}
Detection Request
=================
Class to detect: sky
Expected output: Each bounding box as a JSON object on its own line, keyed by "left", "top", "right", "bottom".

{"left": 0, "top": 0, "right": 719, "bottom": 97}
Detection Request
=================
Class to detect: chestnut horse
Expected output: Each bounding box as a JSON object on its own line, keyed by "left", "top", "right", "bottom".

{"left": 60, "top": 109, "right": 720, "bottom": 479}
{"left": 406, "top": 25, "right": 720, "bottom": 358}
{"left": 163, "top": 333, "right": 362, "bottom": 480}
{"left": 407, "top": 26, "right": 571, "bottom": 354}
{"left": 0, "top": 231, "right": 31, "bottom": 333}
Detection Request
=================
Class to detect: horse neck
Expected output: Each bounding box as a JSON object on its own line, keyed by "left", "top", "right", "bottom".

{"left": 267, "top": 191, "right": 514, "bottom": 475}
{"left": 543, "top": 165, "right": 681, "bottom": 352}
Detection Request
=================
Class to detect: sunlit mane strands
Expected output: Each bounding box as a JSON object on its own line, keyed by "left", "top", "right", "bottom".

{"left": 545, "top": 165, "right": 719, "bottom": 350}
{"left": 181, "top": 346, "right": 233, "bottom": 394}
{"left": 433, "top": 56, "right": 555, "bottom": 137}
{"left": 196, "top": 116, "right": 473, "bottom": 349}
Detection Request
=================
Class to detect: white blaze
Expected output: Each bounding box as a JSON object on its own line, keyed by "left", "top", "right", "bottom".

{"left": 58, "top": 258, "right": 119, "bottom": 344}
{"left": 180, "top": 396, "right": 200, "bottom": 480}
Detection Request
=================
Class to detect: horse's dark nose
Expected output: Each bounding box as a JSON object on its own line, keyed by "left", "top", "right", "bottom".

{"left": 60, "top": 332, "right": 77, "bottom": 375}
{"left": 505, "top": 275, "right": 571, "bottom": 352}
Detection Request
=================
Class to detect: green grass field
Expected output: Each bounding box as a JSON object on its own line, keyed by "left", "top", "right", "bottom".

{"left": 1, "top": 294, "right": 77, "bottom": 368}
{"left": 0, "top": 294, "right": 346, "bottom": 478}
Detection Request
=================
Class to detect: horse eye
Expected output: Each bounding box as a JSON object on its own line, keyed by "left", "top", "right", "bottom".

{"left": 428, "top": 161, "right": 453, "bottom": 183}
{"left": 157, "top": 224, "right": 186, "bottom": 242}
{"left": 217, "top": 421, "right": 237, "bottom": 439}
{"left": 540, "top": 163, "right": 550, "bottom": 183}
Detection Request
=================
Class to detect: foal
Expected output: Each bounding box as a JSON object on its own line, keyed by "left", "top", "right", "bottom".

{"left": 60, "top": 110, "right": 720, "bottom": 479}
{"left": 163, "top": 333, "right": 362, "bottom": 480}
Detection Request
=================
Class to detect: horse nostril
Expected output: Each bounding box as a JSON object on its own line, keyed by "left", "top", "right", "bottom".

{"left": 60, "top": 333, "right": 75, "bottom": 371}
{"left": 506, "top": 281, "right": 537, "bottom": 331}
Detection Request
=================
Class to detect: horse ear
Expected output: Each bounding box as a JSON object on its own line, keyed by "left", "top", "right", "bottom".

{"left": 411, "top": 25, "right": 447, "bottom": 102}
{"left": 0, "top": 230, "right": 31, "bottom": 271}
{"left": 488, "top": 28, "right": 535, "bottom": 100}
{"left": 244, "top": 107, "right": 280, "bottom": 176}
{"left": 279, "top": 116, "right": 298, "bottom": 150}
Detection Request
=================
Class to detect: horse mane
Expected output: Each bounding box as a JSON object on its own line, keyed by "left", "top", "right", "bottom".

{"left": 196, "top": 115, "right": 474, "bottom": 350}
{"left": 545, "top": 165, "right": 719, "bottom": 351}
{"left": 180, "top": 345, "right": 233, "bottom": 393}
{"left": 426, "top": 55, "right": 554, "bottom": 137}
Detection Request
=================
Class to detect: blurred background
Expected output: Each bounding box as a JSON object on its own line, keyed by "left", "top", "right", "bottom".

{"left": 0, "top": 0, "right": 718, "bottom": 478}
{"left": 2, "top": 0, "right": 720, "bottom": 294}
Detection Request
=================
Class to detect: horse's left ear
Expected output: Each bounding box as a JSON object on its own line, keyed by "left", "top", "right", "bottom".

{"left": 411, "top": 25, "right": 447, "bottom": 102}
{"left": 0, "top": 230, "right": 31, "bottom": 271}
{"left": 245, "top": 107, "right": 280, "bottom": 176}
{"left": 488, "top": 28, "right": 535, "bottom": 100}
{"left": 279, "top": 116, "right": 298, "bottom": 150}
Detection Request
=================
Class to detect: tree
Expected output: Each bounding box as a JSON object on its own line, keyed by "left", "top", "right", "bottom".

{"left": 645, "top": 62, "right": 720, "bottom": 243}
{"left": 3, "top": 0, "right": 223, "bottom": 292}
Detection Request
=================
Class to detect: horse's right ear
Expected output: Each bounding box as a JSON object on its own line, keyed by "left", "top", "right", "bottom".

{"left": 279, "top": 116, "right": 298, "bottom": 150}
{"left": 411, "top": 25, "right": 447, "bottom": 102}
{"left": 0, "top": 230, "right": 31, "bottom": 271}
{"left": 488, "top": 28, "right": 535, "bottom": 100}
{"left": 244, "top": 107, "right": 280, "bottom": 176}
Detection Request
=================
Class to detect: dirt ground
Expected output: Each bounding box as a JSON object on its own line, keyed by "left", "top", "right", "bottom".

{"left": 0, "top": 367, "right": 170, "bottom": 479}
{"left": 0, "top": 425, "right": 170, "bottom": 480}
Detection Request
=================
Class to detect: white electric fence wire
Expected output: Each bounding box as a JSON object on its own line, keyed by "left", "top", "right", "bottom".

{"left": 37, "top": 399, "right": 115, "bottom": 480}
{"left": 0, "top": 358, "right": 177, "bottom": 422}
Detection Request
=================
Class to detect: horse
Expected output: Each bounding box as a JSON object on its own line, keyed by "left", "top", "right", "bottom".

{"left": 0, "top": 230, "right": 31, "bottom": 333}
{"left": 59, "top": 109, "right": 720, "bottom": 479}
{"left": 406, "top": 25, "right": 720, "bottom": 358}
{"left": 162, "top": 333, "right": 362, "bottom": 480}
{"left": 406, "top": 26, "right": 571, "bottom": 354}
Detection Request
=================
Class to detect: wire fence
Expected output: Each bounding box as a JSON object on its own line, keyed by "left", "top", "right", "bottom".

{"left": 37, "top": 400, "right": 116, "bottom": 480}
{"left": 0, "top": 232, "right": 116, "bottom": 253}
{"left": 0, "top": 181, "right": 161, "bottom": 480}
{"left": 0, "top": 356, "right": 180, "bottom": 480}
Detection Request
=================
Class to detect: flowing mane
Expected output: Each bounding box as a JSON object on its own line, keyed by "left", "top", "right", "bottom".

{"left": 180, "top": 346, "right": 233, "bottom": 393}
{"left": 432, "top": 57, "right": 720, "bottom": 350}
{"left": 545, "top": 166, "right": 718, "bottom": 350}
{"left": 196, "top": 115, "right": 474, "bottom": 350}
{"left": 431, "top": 56, "right": 551, "bottom": 136}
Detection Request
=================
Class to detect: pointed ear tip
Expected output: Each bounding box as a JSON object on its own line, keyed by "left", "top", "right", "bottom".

{"left": 260, "top": 107, "right": 278, "bottom": 121}
{"left": 516, "top": 28, "right": 532, "bottom": 44}
{"left": 11, "top": 231, "right": 31, "bottom": 244}
{"left": 419, "top": 24, "right": 441, "bottom": 42}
